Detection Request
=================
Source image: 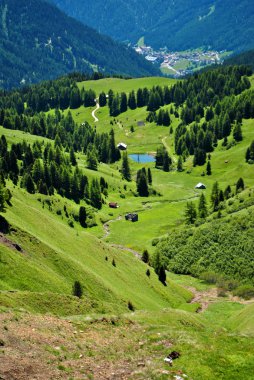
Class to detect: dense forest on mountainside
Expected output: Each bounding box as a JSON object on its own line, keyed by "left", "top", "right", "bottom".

{"left": 0, "top": 0, "right": 159, "bottom": 89}
{"left": 51, "top": 0, "right": 254, "bottom": 52}
{"left": 225, "top": 50, "right": 254, "bottom": 70}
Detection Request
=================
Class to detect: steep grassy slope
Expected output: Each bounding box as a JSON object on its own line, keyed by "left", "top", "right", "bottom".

{"left": 228, "top": 303, "right": 254, "bottom": 335}
{"left": 0, "top": 0, "right": 159, "bottom": 89}
{"left": 52, "top": 0, "right": 254, "bottom": 52}
{"left": 0, "top": 181, "right": 191, "bottom": 315}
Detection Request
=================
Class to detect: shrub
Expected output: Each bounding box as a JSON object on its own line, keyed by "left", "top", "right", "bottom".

{"left": 152, "top": 238, "right": 160, "bottom": 246}
{"left": 72, "top": 281, "right": 82, "bottom": 298}
{"left": 128, "top": 301, "right": 135, "bottom": 311}
{"left": 0, "top": 215, "right": 9, "bottom": 233}
{"left": 233, "top": 285, "right": 254, "bottom": 300}
{"left": 68, "top": 218, "right": 74, "bottom": 228}
{"left": 142, "top": 249, "right": 150, "bottom": 264}
{"left": 217, "top": 288, "right": 227, "bottom": 297}
{"left": 200, "top": 271, "right": 219, "bottom": 284}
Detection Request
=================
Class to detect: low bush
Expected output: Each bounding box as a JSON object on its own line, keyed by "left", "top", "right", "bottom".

{"left": 233, "top": 285, "right": 254, "bottom": 300}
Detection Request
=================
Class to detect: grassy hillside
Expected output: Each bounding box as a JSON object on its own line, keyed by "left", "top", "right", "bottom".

{"left": 228, "top": 303, "right": 254, "bottom": 335}
{"left": 77, "top": 77, "right": 177, "bottom": 95}
{"left": 0, "top": 179, "right": 192, "bottom": 315}
{"left": 1, "top": 71, "right": 254, "bottom": 379}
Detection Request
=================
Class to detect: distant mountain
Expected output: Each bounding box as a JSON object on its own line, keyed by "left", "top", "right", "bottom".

{"left": 0, "top": 0, "right": 159, "bottom": 89}
{"left": 51, "top": 0, "right": 254, "bottom": 52}
{"left": 224, "top": 50, "right": 254, "bottom": 70}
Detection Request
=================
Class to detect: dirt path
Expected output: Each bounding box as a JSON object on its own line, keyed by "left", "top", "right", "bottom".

{"left": 102, "top": 216, "right": 122, "bottom": 239}
{"left": 187, "top": 286, "right": 218, "bottom": 312}
{"left": 110, "top": 244, "right": 141, "bottom": 259}
{"left": 0, "top": 232, "right": 23, "bottom": 253}
{"left": 186, "top": 286, "right": 254, "bottom": 313}
{"left": 102, "top": 217, "right": 141, "bottom": 259}
{"left": 162, "top": 136, "right": 177, "bottom": 163}
{"left": 92, "top": 99, "right": 100, "bottom": 122}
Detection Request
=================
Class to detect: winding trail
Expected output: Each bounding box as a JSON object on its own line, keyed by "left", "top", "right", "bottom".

{"left": 186, "top": 286, "right": 254, "bottom": 313}
{"left": 92, "top": 99, "right": 100, "bottom": 122}
{"left": 187, "top": 287, "right": 218, "bottom": 313}
{"left": 102, "top": 217, "right": 141, "bottom": 259}
{"left": 162, "top": 136, "right": 177, "bottom": 163}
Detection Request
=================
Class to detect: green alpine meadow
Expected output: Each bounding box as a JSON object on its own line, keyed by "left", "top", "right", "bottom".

{"left": 0, "top": 1, "right": 254, "bottom": 379}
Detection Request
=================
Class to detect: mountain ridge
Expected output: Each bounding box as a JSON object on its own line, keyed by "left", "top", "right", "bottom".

{"left": 0, "top": 0, "right": 159, "bottom": 89}
{"left": 51, "top": 0, "right": 254, "bottom": 52}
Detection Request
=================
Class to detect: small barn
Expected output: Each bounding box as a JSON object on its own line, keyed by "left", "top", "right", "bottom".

{"left": 195, "top": 182, "right": 206, "bottom": 189}
{"left": 117, "top": 142, "right": 127, "bottom": 150}
{"left": 125, "top": 213, "right": 138, "bottom": 222}
{"left": 109, "top": 202, "right": 118, "bottom": 208}
{"left": 137, "top": 121, "right": 145, "bottom": 127}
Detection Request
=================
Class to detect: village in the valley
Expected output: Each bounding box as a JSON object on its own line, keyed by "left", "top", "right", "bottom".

{"left": 134, "top": 44, "right": 223, "bottom": 77}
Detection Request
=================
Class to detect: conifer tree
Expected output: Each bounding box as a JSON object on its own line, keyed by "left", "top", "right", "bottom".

{"left": 70, "top": 147, "right": 77, "bottom": 166}
{"left": 206, "top": 160, "right": 212, "bottom": 175}
{"left": 211, "top": 181, "right": 220, "bottom": 212}
{"left": 136, "top": 169, "right": 149, "bottom": 197}
{"left": 163, "top": 151, "right": 171, "bottom": 172}
{"left": 142, "top": 249, "right": 150, "bottom": 264}
{"left": 163, "top": 110, "right": 171, "bottom": 126}
{"left": 158, "top": 266, "right": 167, "bottom": 285}
{"left": 224, "top": 185, "right": 232, "bottom": 199}
{"left": 185, "top": 202, "right": 197, "bottom": 224}
{"left": 24, "top": 174, "right": 35, "bottom": 194}
{"left": 73, "top": 281, "right": 82, "bottom": 298}
{"left": 110, "top": 95, "right": 120, "bottom": 117}
{"left": 99, "top": 92, "right": 107, "bottom": 107}
{"left": 128, "top": 90, "right": 137, "bottom": 110}
{"left": 198, "top": 193, "right": 208, "bottom": 219}
{"left": 121, "top": 152, "right": 131, "bottom": 181}
{"left": 120, "top": 92, "right": 128, "bottom": 113}
{"left": 86, "top": 146, "right": 98, "bottom": 171}
{"left": 233, "top": 122, "right": 243, "bottom": 141}
{"left": 147, "top": 168, "right": 152, "bottom": 185}
{"left": 136, "top": 88, "right": 144, "bottom": 107}
{"left": 177, "top": 156, "right": 183, "bottom": 172}
{"left": 79, "top": 206, "right": 87, "bottom": 227}
{"left": 155, "top": 146, "right": 164, "bottom": 168}
{"left": 90, "top": 178, "right": 102, "bottom": 209}
{"left": 236, "top": 177, "right": 245, "bottom": 192}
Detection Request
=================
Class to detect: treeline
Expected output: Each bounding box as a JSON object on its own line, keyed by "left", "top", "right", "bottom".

{"left": 0, "top": 135, "right": 109, "bottom": 209}
{"left": 174, "top": 81, "right": 254, "bottom": 165}
{"left": 0, "top": 72, "right": 123, "bottom": 114}
{"left": 185, "top": 179, "right": 245, "bottom": 225}
{"left": 0, "top": 108, "right": 120, "bottom": 165}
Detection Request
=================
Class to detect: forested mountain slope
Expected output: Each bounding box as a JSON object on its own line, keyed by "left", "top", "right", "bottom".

{"left": 0, "top": 0, "right": 159, "bottom": 89}
{"left": 225, "top": 50, "right": 254, "bottom": 70}
{"left": 51, "top": 0, "right": 254, "bottom": 52}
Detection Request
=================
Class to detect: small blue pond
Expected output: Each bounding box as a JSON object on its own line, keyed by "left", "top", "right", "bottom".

{"left": 129, "top": 154, "right": 155, "bottom": 163}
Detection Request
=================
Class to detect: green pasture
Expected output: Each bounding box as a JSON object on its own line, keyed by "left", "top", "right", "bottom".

{"left": 77, "top": 76, "right": 177, "bottom": 95}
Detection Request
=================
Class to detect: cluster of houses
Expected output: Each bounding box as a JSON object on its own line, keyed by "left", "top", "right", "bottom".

{"left": 134, "top": 44, "right": 221, "bottom": 77}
